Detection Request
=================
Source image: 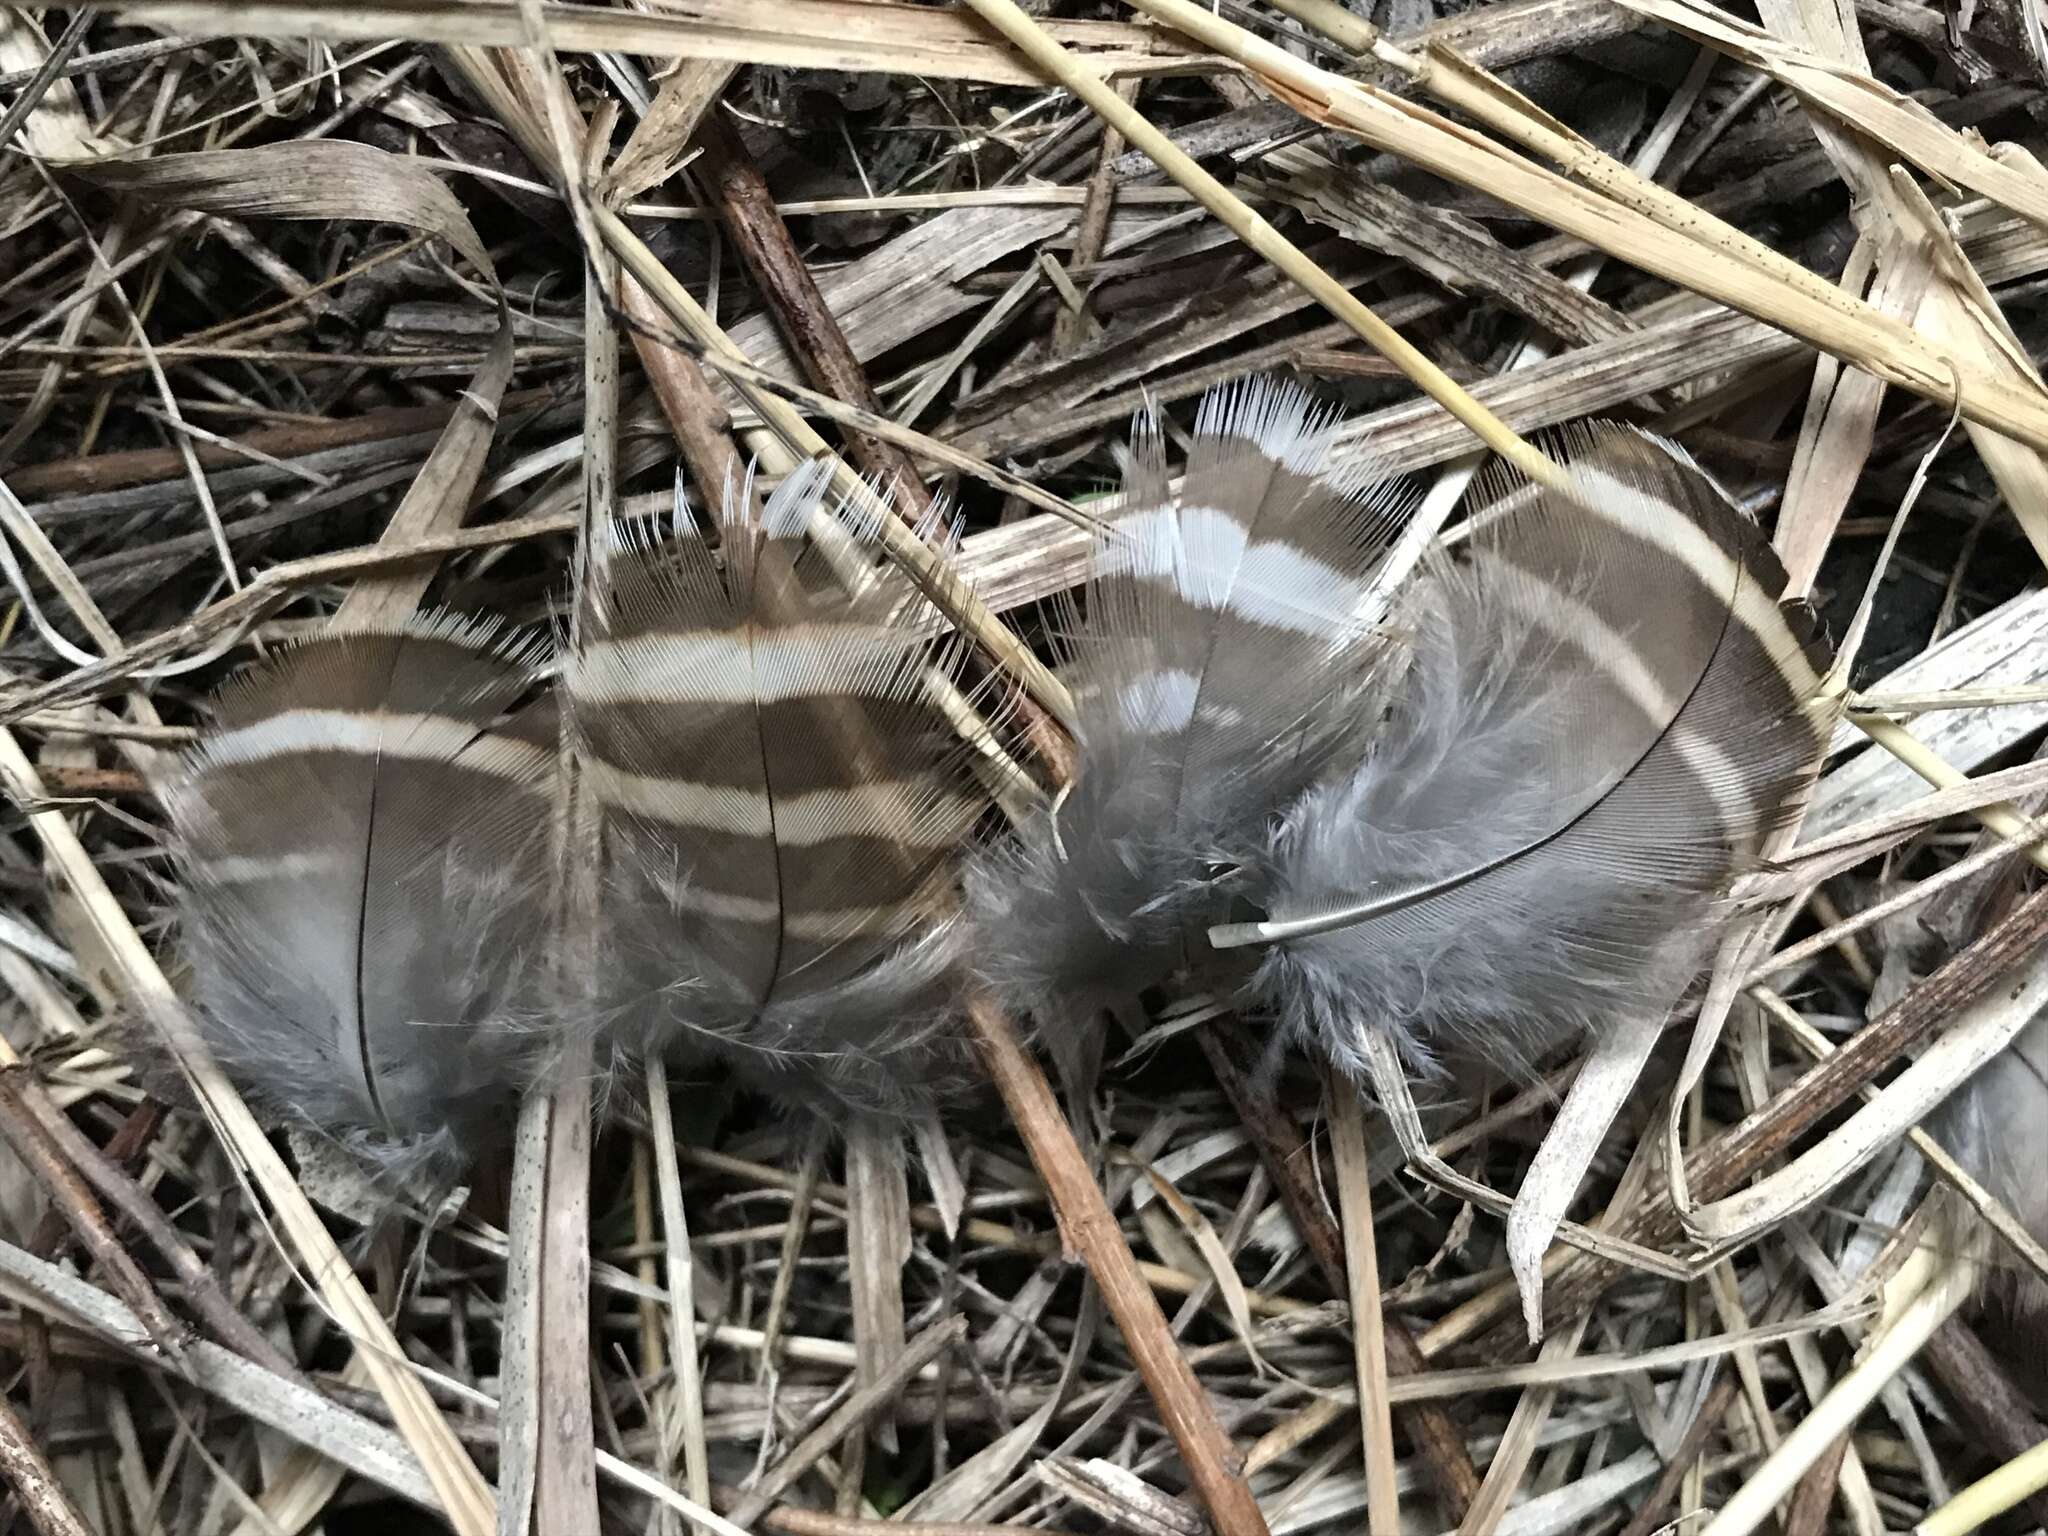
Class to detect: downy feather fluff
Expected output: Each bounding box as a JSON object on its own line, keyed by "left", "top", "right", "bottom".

{"left": 1229, "top": 428, "right": 1835, "bottom": 1081}
{"left": 965, "top": 380, "right": 1405, "bottom": 1036}
{"left": 566, "top": 460, "right": 986, "bottom": 1117}
{"left": 163, "top": 616, "right": 557, "bottom": 1182}
{"left": 1930, "top": 1000, "right": 2048, "bottom": 1401}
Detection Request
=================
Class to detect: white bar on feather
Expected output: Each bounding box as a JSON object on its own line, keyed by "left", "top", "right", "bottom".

{"left": 199, "top": 710, "right": 553, "bottom": 777}
{"left": 587, "top": 765, "right": 975, "bottom": 847}
{"left": 574, "top": 626, "right": 918, "bottom": 706}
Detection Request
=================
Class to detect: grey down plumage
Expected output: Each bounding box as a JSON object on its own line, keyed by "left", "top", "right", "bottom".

{"left": 963, "top": 381, "right": 1406, "bottom": 1051}
{"left": 164, "top": 379, "right": 1838, "bottom": 1177}
{"left": 1223, "top": 426, "right": 1837, "bottom": 1082}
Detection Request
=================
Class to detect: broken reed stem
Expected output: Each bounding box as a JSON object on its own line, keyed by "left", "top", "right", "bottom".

{"left": 949, "top": 0, "right": 1565, "bottom": 490}
{"left": 1917, "top": 1434, "right": 2048, "bottom": 1536}
{"left": 1323, "top": 1067, "right": 1400, "bottom": 1536}
{"left": 967, "top": 993, "right": 1272, "bottom": 1536}
{"left": 1700, "top": 1246, "right": 1975, "bottom": 1536}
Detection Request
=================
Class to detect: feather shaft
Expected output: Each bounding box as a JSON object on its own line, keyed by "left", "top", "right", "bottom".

{"left": 164, "top": 615, "right": 555, "bottom": 1179}
{"left": 1245, "top": 427, "right": 1836, "bottom": 1082}
{"left": 566, "top": 461, "right": 985, "bottom": 1115}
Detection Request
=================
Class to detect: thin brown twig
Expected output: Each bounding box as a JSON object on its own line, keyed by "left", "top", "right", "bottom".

{"left": 0, "top": 1388, "right": 94, "bottom": 1536}
{"left": 0, "top": 1066, "right": 185, "bottom": 1356}
{"left": 968, "top": 993, "right": 1272, "bottom": 1536}
{"left": 685, "top": 109, "right": 1077, "bottom": 782}
{"left": 1612, "top": 1368, "right": 1741, "bottom": 1536}
{"left": 693, "top": 109, "right": 932, "bottom": 516}
{"left": 728, "top": 1316, "right": 971, "bottom": 1528}
{"left": 1197, "top": 1020, "right": 1480, "bottom": 1518}
{"left": 1780, "top": 1431, "right": 1853, "bottom": 1536}
{"left": 1920, "top": 1318, "right": 2048, "bottom": 1530}
{"left": 1, "top": 1068, "right": 303, "bottom": 1382}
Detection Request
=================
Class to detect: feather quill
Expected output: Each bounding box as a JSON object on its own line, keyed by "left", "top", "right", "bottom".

{"left": 964, "top": 379, "right": 1404, "bottom": 1040}
{"left": 565, "top": 460, "right": 986, "bottom": 1117}
{"left": 163, "top": 616, "right": 556, "bottom": 1182}
{"left": 1225, "top": 428, "right": 1835, "bottom": 1083}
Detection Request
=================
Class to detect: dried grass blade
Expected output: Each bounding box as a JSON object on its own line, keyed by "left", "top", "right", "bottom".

{"left": 1618, "top": 0, "right": 2048, "bottom": 234}
{"left": 81, "top": 0, "right": 1190, "bottom": 86}
{"left": 1130, "top": 1155, "right": 1268, "bottom": 1374}
{"left": 1324, "top": 1073, "right": 1398, "bottom": 1536}
{"left": 845, "top": 1121, "right": 912, "bottom": 1457}
{"left": 1125, "top": 0, "right": 2048, "bottom": 450}
{"left": 332, "top": 317, "right": 513, "bottom": 630}
{"left": 76, "top": 140, "right": 495, "bottom": 281}
{"left": 1505, "top": 1011, "right": 1665, "bottom": 1340}
{"left": 644, "top": 1066, "right": 711, "bottom": 1530}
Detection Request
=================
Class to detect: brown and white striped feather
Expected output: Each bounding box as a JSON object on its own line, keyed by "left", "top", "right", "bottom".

{"left": 1235, "top": 427, "right": 1837, "bottom": 1080}
{"left": 163, "top": 616, "right": 556, "bottom": 1181}
{"left": 966, "top": 378, "right": 1406, "bottom": 1035}
{"left": 567, "top": 460, "right": 984, "bottom": 1115}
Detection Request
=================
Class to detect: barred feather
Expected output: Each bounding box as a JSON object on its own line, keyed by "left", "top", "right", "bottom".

{"left": 1228, "top": 428, "right": 1836, "bottom": 1081}
{"left": 965, "top": 378, "right": 1405, "bottom": 1036}
{"left": 566, "top": 461, "right": 985, "bottom": 1116}
{"left": 163, "top": 616, "right": 556, "bottom": 1182}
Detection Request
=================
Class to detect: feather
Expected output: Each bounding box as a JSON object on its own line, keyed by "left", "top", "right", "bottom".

{"left": 1226, "top": 427, "right": 1836, "bottom": 1082}
{"left": 1930, "top": 1001, "right": 2048, "bottom": 1399}
{"left": 964, "top": 378, "right": 1404, "bottom": 1037}
{"left": 163, "top": 615, "right": 556, "bottom": 1182}
{"left": 565, "top": 460, "right": 985, "bottom": 1117}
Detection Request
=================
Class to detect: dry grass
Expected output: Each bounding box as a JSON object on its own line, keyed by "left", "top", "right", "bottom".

{"left": 2, "top": 2, "right": 2048, "bottom": 1533}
